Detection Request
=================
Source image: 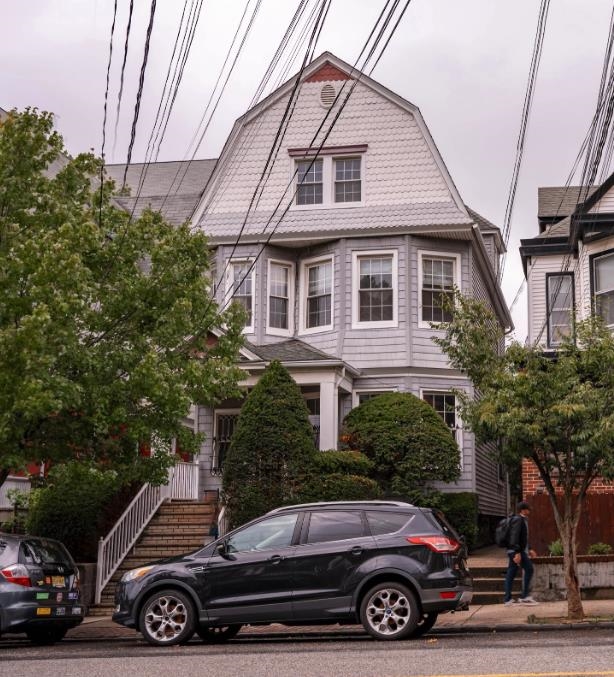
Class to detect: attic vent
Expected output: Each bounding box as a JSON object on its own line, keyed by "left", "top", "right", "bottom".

{"left": 320, "top": 84, "right": 336, "bottom": 108}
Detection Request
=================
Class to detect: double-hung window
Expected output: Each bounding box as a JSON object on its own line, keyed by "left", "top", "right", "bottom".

{"left": 546, "top": 273, "right": 574, "bottom": 347}
{"left": 352, "top": 250, "right": 397, "bottom": 328}
{"left": 228, "top": 260, "right": 254, "bottom": 332}
{"left": 419, "top": 252, "right": 460, "bottom": 326}
{"left": 292, "top": 146, "right": 366, "bottom": 208}
{"left": 301, "top": 257, "right": 333, "bottom": 332}
{"left": 296, "top": 159, "right": 323, "bottom": 205}
{"left": 334, "top": 158, "right": 361, "bottom": 202}
{"left": 422, "top": 391, "right": 460, "bottom": 447}
{"left": 593, "top": 251, "right": 614, "bottom": 328}
{"left": 267, "top": 260, "right": 293, "bottom": 335}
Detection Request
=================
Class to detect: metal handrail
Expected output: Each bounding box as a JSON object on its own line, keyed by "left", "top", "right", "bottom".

{"left": 95, "top": 460, "right": 199, "bottom": 605}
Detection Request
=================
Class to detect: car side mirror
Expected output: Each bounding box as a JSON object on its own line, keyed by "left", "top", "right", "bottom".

{"left": 215, "top": 540, "right": 235, "bottom": 560}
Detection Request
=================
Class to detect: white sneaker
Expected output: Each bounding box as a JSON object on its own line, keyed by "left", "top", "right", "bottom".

{"left": 518, "top": 596, "right": 539, "bottom": 605}
{"left": 503, "top": 599, "right": 516, "bottom": 606}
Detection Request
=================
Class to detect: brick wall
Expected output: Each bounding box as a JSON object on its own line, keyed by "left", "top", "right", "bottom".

{"left": 522, "top": 458, "right": 614, "bottom": 497}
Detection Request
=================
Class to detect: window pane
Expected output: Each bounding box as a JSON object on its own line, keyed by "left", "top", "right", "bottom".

{"left": 306, "top": 261, "right": 332, "bottom": 328}
{"left": 334, "top": 158, "right": 361, "bottom": 203}
{"left": 422, "top": 258, "right": 454, "bottom": 323}
{"left": 306, "top": 511, "right": 364, "bottom": 544}
{"left": 366, "top": 511, "right": 412, "bottom": 536}
{"left": 226, "top": 513, "right": 298, "bottom": 553}
{"left": 547, "top": 274, "right": 573, "bottom": 345}
{"left": 269, "top": 296, "right": 288, "bottom": 329}
{"left": 423, "top": 392, "right": 456, "bottom": 433}
{"left": 595, "top": 253, "right": 614, "bottom": 292}
{"left": 297, "top": 159, "right": 323, "bottom": 205}
{"left": 596, "top": 291, "right": 614, "bottom": 326}
{"left": 269, "top": 264, "right": 289, "bottom": 329}
{"left": 307, "top": 294, "right": 331, "bottom": 328}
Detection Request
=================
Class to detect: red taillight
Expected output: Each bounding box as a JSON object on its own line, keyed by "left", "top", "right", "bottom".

{"left": 406, "top": 535, "right": 460, "bottom": 553}
{"left": 1, "top": 564, "right": 32, "bottom": 587}
{"left": 439, "top": 591, "right": 458, "bottom": 599}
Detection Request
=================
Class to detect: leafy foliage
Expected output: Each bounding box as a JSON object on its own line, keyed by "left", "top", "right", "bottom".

{"left": 0, "top": 109, "right": 245, "bottom": 485}
{"left": 438, "top": 492, "right": 479, "bottom": 551}
{"left": 309, "top": 449, "right": 374, "bottom": 476}
{"left": 222, "top": 361, "right": 316, "bottom": 528}
{"left": 434, "top": 291, "right": 614, "bottom": 618}
{"left": 587, "top": 542, "right": 612, "bottom": 555}
{"left": 26, "top": 462, "right": 121, "bottom": 561}
{"left": 296, "top": 473, "right": 382, "bottom": 503}
{"left": 342, "top": 392, "right": 461, "bottom": 498}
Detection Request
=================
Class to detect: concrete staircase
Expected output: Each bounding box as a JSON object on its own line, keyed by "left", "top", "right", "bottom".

{"left": 91, "top": 499, "right": 217, "bottom": 614}
{"left": 468, "top": 547, "right": 522, "bottom": 605}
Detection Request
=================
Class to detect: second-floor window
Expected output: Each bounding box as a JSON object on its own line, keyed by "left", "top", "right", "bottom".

{"left": 294, "top": 153, "right": 363, "bottom": 207}
{"left": 334, "top": 158, "right": 361, "bottom": 202}
{"left": 228, "top": 261, "right": 254, "bottom": 332}
{"left": 593, "top": 251, "right": 614, "bottom": 328}
{"left": 546, "top": 273, "right": 574, "bottom": 347}
{"left": 303, "top": 258, "right": 333, "bottom": 331}
{"left": 268, "top": 261, "right": 293, "bottom": 334}
{"left": 353, "top": 251, "right": 397, "bottom": 328}
{"left": 420, "top": 253, "right": 459, "bottom": 326}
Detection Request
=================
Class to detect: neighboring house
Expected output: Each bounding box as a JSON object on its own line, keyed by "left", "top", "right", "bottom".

{"left": 519, "top": 178, "right": 614, "bottom": 534}
{"left": 112, "top": 53, "right": 513, "bottom": 531}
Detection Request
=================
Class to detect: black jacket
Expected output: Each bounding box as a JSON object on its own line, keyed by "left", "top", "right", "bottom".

{"left": 507, "top": 515, "right": 529, "bottom": 553}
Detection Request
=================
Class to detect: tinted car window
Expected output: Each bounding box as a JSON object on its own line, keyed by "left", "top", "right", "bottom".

{"left": 425, "top": 510, "right": 460, "bottom": 540}
{"left": 226, "top": 513, "right": 298, "bottom": 553}
{"left": 306, "top": 510, "right": 364, "bottom": 544}
{"left": 366, "top": 511, "right": 412, "bottom": 535}
{"left": 19, "top": 539, "right": 73, "bottom": 566}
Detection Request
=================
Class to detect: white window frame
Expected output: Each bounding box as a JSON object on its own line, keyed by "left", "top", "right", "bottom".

{"left": 266, "top": 259, "right": 294, "bottom": 337}
{"left": 546, "top": 273, "right": 574, "bottom": 347}
{"left": 593, "top": 250, "right": 614, "bottom": 329}
{"left": 299, "top": 255, "right": 334, "bottom": 334}
{"left": 418, "top": 251, "right": 461, "bottom": 329}
{"left": 420, "top": 388, "right": 463, "bottom": 467}
{"left": 292, "top": 154, "right": 364, "bottom": 210}
{"left": 226, "top": 259, "right": 255, "bottom": 334}
{"left": 351, "top": 249, "right": 398, "bottom": 329}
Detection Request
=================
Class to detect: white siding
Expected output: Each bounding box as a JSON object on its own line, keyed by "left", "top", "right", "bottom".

{"left": 588, "top": 187, "right": 614, "bottom": 214}
{"left": 578, "top": 235, "right": 614, "bottom": 321}
{"left": 207, "top": 79, "right": 454, "bottom": 216}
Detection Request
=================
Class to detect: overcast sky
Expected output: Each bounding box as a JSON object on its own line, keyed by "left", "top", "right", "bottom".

{"left": 2, "top": 0, "right": 613, "bottom": 341}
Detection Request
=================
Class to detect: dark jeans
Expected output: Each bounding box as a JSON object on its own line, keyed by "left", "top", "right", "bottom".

{"left": 504, "top": 550, "right": 534, "bottom": 601}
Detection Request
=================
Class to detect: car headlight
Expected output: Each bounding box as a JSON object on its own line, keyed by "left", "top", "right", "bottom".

{"left": 121, "top": 566, "right": 155, "bottom": 582}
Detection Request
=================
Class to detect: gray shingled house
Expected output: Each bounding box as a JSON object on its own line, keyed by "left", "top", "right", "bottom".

{"left": 108, "top": 52, "right": 513, "bottom": 530}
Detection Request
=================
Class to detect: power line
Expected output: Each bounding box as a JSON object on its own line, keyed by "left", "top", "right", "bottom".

{"left": 111, "top": 0, "right": 135, "bottom": 162}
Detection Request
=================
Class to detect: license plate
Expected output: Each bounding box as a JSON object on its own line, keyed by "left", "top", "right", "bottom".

{"left": 36, "top": 608, "right": 51, "bottom": 616}
{"left": 51, "top": 576, "right": 65, "bottom": 588}
{"left": 56, "top": 607, "right": 66, "bottom": 616}
{"left": 71, "top": 607, "right": 82, "bottom": 615}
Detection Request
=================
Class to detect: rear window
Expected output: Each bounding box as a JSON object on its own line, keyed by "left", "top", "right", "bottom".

{"left": 425, "top": 510, "right": 460, "bottom": 540}
{"left": 306, "top": 510, "right": 365, "bottom": 544}
{"left": 19, "top": 539, "right": 73, "bottom": 567}
{"left": 366, "top": 511, "right": 412, "bottom": 535}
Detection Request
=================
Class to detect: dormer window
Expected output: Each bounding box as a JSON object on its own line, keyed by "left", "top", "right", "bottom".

{"left": 289, "top": 145, "right": 367, "bottom": 209}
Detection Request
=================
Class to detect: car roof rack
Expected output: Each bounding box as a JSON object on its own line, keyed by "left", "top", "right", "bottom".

{"left": 266, "top": 500, "right": 414, "bottom": 515}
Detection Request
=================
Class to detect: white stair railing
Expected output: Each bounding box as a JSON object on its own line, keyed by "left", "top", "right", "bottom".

{"left": 95, "top": 461, "right": 199, "bottom": 605}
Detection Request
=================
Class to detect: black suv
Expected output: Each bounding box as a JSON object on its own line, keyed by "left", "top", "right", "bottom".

{"left": 0, "top": 533, "right": 84, "bottom": 644}
{"left": 113, "top": 500, "right": 472, "bottom": 645}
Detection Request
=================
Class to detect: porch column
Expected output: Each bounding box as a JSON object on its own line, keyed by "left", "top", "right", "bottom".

{"left": 319, "top": 380, "right": 338, "bottom": 450}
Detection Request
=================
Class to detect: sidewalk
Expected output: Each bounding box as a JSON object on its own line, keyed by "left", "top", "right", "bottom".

{"left": 67, "top": 599, "right": 614, "bottom": 642}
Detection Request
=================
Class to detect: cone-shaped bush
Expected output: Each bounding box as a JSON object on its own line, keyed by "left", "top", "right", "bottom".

{"left": 342, "top": 392, "right": 461, "bottom": 500}
{"left": 222, "top": 360, "right": 315, "bottom": 528}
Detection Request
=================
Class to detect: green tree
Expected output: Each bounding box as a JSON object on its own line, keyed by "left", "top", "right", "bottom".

{"left": 0, "top": 108, "right": 245, "bottom": 486}
{"left": 342, "top": 392, "right": 461, "bottom": 502}
{"left": 222, "top": 360, "right": 315, "bottom": 528}
{"left": 434, "top": 292, "right": 614, "bottom": 620}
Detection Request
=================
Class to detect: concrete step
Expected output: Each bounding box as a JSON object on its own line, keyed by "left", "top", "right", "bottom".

{"left": 472, "top": 577, "right": 522, "bottom": 593}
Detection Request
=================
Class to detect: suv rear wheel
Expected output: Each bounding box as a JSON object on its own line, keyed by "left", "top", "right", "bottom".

{"left": 411, "top": 611, "right": 438, "bottom": 637}
{"left": 139, "top": 589, "right": 195, "bottom": 646}
{"left": 360, "top": 582, "right": 418, "bottom": 640}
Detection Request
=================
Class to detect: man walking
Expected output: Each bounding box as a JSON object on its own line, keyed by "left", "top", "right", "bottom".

{"left": 503, "top": 501, "right": 539, "bottom": 606}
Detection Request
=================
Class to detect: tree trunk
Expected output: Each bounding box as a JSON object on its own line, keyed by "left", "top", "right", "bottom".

{"left": 0, "top": 468, "right": 9, "bottom": 489}
{"left": 560, "top": 494, "right": 584, "bottom": 620}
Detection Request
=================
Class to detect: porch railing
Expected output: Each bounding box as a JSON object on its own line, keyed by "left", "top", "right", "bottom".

{"left": 217, "top": 504, "right": 229, "bottom": 538}
{"left": 95, "top": 460, "right": 199, "bottom": 605}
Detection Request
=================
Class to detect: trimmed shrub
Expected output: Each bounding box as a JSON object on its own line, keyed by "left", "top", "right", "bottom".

{"left": 222, "top": 361, "right": 315, "bottom": 528}
{"left": 297, "top": 473, "right": 382, "bottom": 503}
{"left": 587, "top": 542, "right": 613, "bottom": 555}
{"left": 438, "top": 492, "right": 479, "bottom": 551}
{"left": 309, "top": 449, "right": 374, "bottom": 476}
{"left": 26, "top": 462, "right": 121, "bottom": 561}
{"left": 342, "top": 392, "right": 461, "bottom": 496}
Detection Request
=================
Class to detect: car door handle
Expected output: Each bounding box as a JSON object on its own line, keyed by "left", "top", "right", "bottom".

{"left": 268, "top": 555, "right": 284, "bottom": 564}
{"left": 350, "top": 546, "right": 363, "bottom": 556}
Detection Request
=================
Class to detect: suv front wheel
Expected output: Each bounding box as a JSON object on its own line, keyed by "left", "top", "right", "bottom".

{"left": 360, "top": 582, "right": 418, "bottom": 640}
{"left": 139, "top": 589, "right": 196, "bottom": 646}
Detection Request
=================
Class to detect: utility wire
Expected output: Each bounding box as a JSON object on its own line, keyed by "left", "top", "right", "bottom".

{"left": 111, "top": 0, "right": 135, "bottom": 162}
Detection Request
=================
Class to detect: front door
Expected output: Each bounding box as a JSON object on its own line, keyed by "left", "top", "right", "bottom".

{"left": 201, "top": 512, "right": 300, "bottom": 624}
